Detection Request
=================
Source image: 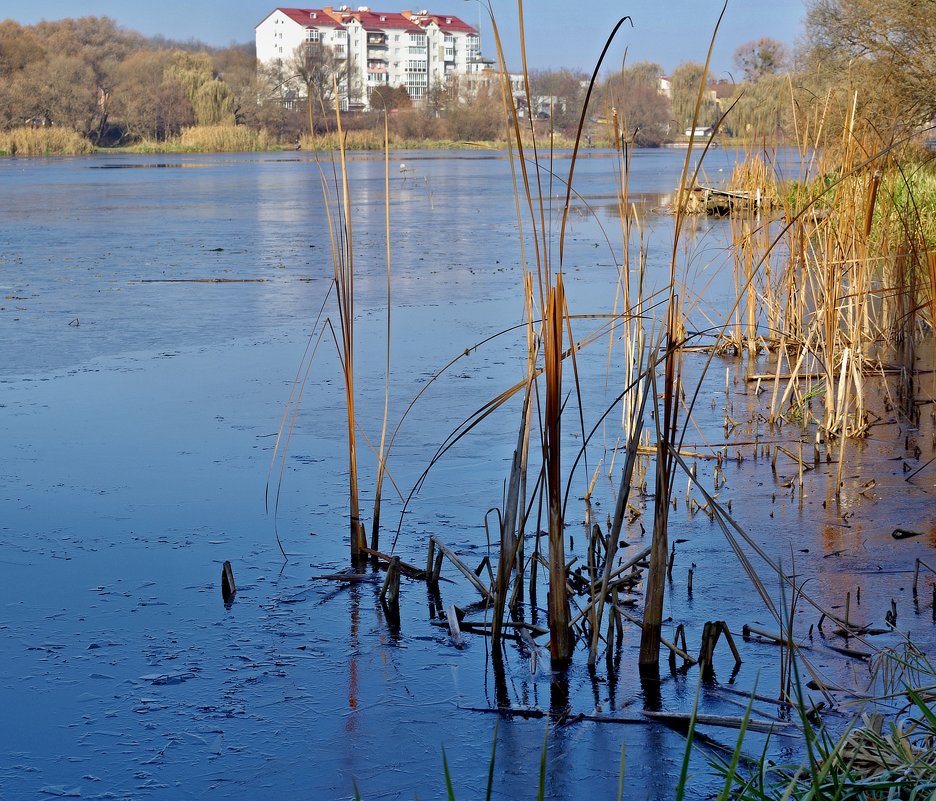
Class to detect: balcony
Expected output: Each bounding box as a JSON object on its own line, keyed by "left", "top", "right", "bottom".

{"left": 367, "top": 33, "right": 387, "bottom": 47}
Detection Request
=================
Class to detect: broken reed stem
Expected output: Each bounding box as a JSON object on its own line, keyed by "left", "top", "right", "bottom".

{"left": 379, "top": 555, "right": 401, "bottom": 608}
{"left": 492, "top": 373, "right": 534, "bottom": 652}
{"left": 545, "top": 276, "right": 572, "bottom": 670}
{"left": 589, "top": 385, "right": 648, "bottom": 666}
{"left": 430, "top": 536, "right": 494, "bottom": 603}
{"left": 639, "top": 332, "right": 678, "bottom": 673}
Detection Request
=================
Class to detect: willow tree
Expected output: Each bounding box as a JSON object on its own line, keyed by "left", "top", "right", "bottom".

{"left": 670, "top": 62, "right": 718, "bottom": 132}
{"left": 166, "top": 51, "right": 235, "bottom": 127}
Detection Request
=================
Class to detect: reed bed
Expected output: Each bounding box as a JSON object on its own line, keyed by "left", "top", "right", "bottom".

{"left": 125, "top": 125, "right": 274, "bottom": 153}
{"left": 177, "top": 124, "right": 273, "bottom": 152}
{"left": 0, "top": 126, "right": 94, "bottom": 156}
{"left": 708, "top": 119, "right": 936, "bottom": 446}
{"left": 298, "top": 130, "right": 582, "bottom": 152}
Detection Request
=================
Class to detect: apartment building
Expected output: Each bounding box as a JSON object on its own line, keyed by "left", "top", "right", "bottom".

{"left": 256, "top": 6, "right": 482, "bottom": 108}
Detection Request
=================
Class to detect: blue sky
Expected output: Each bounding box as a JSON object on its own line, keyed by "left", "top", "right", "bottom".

{"left": 2, "top": 1, "right": 806, "bottom": 76}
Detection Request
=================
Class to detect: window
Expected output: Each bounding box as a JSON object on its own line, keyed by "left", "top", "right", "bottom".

{"left": 306, "top": 29, "right": 320, "bottom": 42}
{"left": 406, "top": 60, "right": 427, "bottom": 72}
{"left": 408, "top": 33, "right": 426, "bottom": 46}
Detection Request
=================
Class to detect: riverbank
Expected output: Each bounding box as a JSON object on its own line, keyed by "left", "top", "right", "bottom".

{"left": 1, "top": 123, "right": 789, "bottom": 157}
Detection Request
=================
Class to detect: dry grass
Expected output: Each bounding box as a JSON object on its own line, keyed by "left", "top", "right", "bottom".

{"left": 124, "top": 125, "right": 274, "bottom": 153}
{"left": 0, "top": 127, "right": 94, "bottom": 156}
{"left": 177, "top": 125, "right": 273, "bottom": 152}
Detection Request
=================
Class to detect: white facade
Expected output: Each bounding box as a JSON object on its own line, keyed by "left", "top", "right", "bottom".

{"left": 256, "top": 6, "right": 481, "bottom": 107}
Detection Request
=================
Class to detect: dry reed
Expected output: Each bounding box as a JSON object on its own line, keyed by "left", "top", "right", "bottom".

{"left": 0, "top": 126, "right": 94, "bottom": 156}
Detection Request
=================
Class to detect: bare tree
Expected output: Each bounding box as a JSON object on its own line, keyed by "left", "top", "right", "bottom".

{"left": 732, "top": 37, "right": 789, "bottom": 82}
{"left": 528, "top": 68, "right": 587, "bottom": 134}
{"left": 289, "top": 42, "right": 355, "bottom": 132}
{"left": 804, "top": 0, "right": 936, "bottom": 129}
{"left": 599, "top": 61, "right": 671, "bottom": 146}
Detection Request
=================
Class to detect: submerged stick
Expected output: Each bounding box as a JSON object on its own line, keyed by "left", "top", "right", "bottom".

{"left": 641, "top": 711, "right": 794, "bottom": 734}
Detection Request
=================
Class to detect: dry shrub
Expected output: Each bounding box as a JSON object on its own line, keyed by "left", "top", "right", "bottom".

{"left": 392, "top": 109, "right": 440, "bottom": 141}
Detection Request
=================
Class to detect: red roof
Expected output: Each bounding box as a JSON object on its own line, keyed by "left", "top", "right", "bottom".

{"left": 276, "top": 8, "right": 345, "bottom": 28}
{"left": 419, "top": 14, "right": 477, "bottom": 34}
{"left": 355, "top": 10, "right": 419, "bottom": 31}
{"left": 272, "top": 7, "right": 476, "bottom": 34}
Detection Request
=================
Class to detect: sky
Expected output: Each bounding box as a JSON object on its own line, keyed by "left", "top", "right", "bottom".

{"left": 2, "top": 0, "right": 807, "bottom": 76}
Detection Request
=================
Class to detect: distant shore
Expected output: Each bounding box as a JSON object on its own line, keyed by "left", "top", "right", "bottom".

{"left": 0, "top": 124, "right": 777, "bottom": 158}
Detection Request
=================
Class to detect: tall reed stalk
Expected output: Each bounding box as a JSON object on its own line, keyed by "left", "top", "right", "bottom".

{"left": 326, "top": 102, "right": 366, "bottom": 560}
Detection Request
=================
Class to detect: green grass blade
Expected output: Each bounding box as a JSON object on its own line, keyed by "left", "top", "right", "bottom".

{"left": 617, "top": 741, "right": 626, "bottom": 801}
{"left": 485, "top": 721, "right": 498, "bottom": 801}
{"left": 716, "top": 677, "right": 759, "bottom": 800}
{"left": 442, "top": 746, "right": 456, "bottom": 801}
{"left": 675, "top": 676, "right": 703, "bottom": 801}
{"left": 538, "top": 724, "right": 548, "bottom": 801}
{"left": 906, "top": 686, "right": 936, "bottom": 731}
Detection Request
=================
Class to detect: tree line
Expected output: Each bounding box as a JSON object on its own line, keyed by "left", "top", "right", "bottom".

{"left": 1, "top": 1, "right": 933, "bottom": 149}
